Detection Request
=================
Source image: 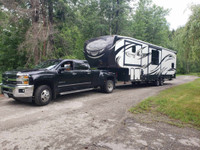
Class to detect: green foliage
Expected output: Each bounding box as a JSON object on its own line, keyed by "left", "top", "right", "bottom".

{"left": 0, "top": 73, "right": 2, "bottom": 82}
{"left": 171, "top": 4, "right": 200, "bottom": 74}
{"left": 1, "top": 0, "right": 199, "bottom": 74}
{"left": 130, "top": 78, "right": 200, "bottom": 127}
{"left": 129, "top": 0, "right": 170, "bottom": 47}
{"left": 53, "top": 0, "right": 131, "bottom": 60}
{"left": 54, "top": 24, "right": 84, "bottom": 59}
{"left": 129, "top": 98, "right": 153, "bottom": 113}
{"left": 0, "top": 10, "right": 29, "bottom": 72}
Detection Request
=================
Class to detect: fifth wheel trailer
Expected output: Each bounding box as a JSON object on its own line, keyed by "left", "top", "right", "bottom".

{"left": 84, "top": 35, "right": 176, "bottom": 85}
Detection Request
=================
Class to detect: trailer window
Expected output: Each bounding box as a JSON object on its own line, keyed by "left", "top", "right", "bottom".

{"left": 132, "top": 46, "right": 136, "bottom": 53}
{"left": 172, "top": 63, "right": 174, "bottom": 69}
{"left": 151, "top": 50, "right": 159, "bottom": 65}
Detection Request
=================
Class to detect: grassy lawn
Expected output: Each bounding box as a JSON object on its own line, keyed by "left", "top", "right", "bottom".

{"left": 177, "top": 72, "right": 200, "bottom": 77}
{"left": 130, "top": 78, "right": 200, "bottom": 128}
{"left": 0, "top": 74, "right": 2, "bottom": 94}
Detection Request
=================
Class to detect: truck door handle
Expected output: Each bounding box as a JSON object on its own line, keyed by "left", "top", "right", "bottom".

{"left": 72, "top": 73, "right": 77, "bottom": 75}
{"left": 87, "top": 72, "right": 91, "bottom": 74}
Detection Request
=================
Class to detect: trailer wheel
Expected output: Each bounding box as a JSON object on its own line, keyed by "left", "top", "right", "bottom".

{"left": 102, "top": 80, "right": 114, "bottom": 93}
{"left": 131, "top": 82, "right": 136, "bottom": 86}
{"left": 159, "top": 78, "right": 164, "bottom": 86}
{"left": 154, "top": 80, "right": 160, "bottom": 86}
{"left": 34, "top": 85, "right": 52, "bottom": 106}
{"left": 13, "top": 98, "right": 21, "bottom": 102}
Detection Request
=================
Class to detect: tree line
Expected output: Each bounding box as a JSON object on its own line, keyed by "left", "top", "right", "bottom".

{"left": 0, "top": 0, "right": 199, "bottom": 74}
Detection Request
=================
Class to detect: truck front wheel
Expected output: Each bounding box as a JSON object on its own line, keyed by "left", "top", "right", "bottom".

{"left": 34, "top": 85, "right": 52, "bottom": 106}
{"left": 101, "top": 80, "right": 114, "bottom": 93}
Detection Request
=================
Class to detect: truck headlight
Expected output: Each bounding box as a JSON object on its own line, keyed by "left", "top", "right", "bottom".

{"left": 17, "top": 75, "right": 29, "bottom": 85}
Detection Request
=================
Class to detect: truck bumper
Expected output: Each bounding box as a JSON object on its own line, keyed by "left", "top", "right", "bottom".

{"left": 0, "top": 84, "right": 34, "bottom": 98}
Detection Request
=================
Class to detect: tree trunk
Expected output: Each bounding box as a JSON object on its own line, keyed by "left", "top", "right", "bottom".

{"left": 30, "top": 0, "right": 40, "bottom": 64}
{"left": 41, "top": 0, "right": 47, "bottom": 57}
{"left": 30, "top": 0, "right": 39, "bottom": 23}
{"left": 41, "top": 0, "right": 47, "bottom": 27}
{"left": 115, "top": 0, "right": 120, "bottom": 34}
{"left": 48, "top": 0, "right": 53, "bottom": 24}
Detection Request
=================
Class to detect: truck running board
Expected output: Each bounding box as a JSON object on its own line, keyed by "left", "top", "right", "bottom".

{"left": 60, "top": 88, "right": 94, "bottom": 95}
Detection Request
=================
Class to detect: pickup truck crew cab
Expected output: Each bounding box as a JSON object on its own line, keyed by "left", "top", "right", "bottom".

{"left": 1, "top": 59, "right": 116, "bottom": 106}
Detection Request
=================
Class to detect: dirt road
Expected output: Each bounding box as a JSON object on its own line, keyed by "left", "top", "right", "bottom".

{"left": 0, "top": 76, "right": 199, "bottom": 150}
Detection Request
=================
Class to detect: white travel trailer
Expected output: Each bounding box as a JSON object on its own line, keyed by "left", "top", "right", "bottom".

{"left": 84, "top": 35, "right": 176, "bottom": 85}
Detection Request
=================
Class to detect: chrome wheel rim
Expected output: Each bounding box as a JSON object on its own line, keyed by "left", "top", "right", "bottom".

{"left": 107, "top": 81, "right": 113, "bottom": 92}
{"left": 41, "top": 89, "right": 50, "bottom": 102}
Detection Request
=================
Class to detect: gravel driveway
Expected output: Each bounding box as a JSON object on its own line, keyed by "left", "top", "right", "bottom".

{"left": 0, "top": 76, "right": 199, "bottom": 150}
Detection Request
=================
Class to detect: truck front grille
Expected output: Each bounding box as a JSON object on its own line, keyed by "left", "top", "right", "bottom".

{"left": 2, "top": 74, "right": 17, "bottom": 85}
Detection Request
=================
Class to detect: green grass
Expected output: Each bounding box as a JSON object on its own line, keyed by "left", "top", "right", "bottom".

{"left": 0, "top": 74, "right": 2, "bottom": 94}
{"left": 177, "top": 72, "right": 200, "bottom": 77}
{"left": 130, "top": 78, "right": 200, "bottom": 128}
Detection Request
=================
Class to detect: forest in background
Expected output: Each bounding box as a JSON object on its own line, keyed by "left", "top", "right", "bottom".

{"left": 0, "top": 0, "right": 200, "bottom": 74}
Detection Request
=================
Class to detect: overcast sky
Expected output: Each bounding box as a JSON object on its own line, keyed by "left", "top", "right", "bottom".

{"left": 152, "top": 0, "right": 200, "bottom": 30}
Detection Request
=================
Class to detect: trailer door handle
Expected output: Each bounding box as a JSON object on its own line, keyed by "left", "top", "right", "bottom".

{"left": 72, "top": 73, "right": 77, "bottom": 75}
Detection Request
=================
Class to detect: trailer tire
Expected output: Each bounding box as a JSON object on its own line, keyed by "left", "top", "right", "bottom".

{"left": 102, "top": 80, "right": 114, "bottom": 93}
{"left": 159, "top": 78, "right": 164, "bottom": 86}
{"left": 154, "top": 80, "right": 160, "bottom": 86}
{"left": 34, "top": 85, "right": 52, "bottom": 106}
{"left": 131, "top": 82, "right": 136, "bottom": 86}
{"left": 13, "top": 98, "right": 21, "bottom": 102}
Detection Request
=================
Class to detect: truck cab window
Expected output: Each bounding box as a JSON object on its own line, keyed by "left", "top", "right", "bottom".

{"left": 151, "top": 50, "right": 159, "bottom": 65}
{"left": 74, "top": 62, "right": 90, "bottom": 70}
{"left": 61, "top": 61, "right": 73, "bottom": 71}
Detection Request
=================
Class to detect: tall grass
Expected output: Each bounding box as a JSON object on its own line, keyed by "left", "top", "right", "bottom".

{"left": 130, "top": 78, "right": 200, "bottom": 127}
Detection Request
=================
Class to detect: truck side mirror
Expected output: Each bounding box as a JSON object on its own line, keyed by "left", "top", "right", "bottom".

{"left": 58, "top": 67, "right": 65, "bottom": 73}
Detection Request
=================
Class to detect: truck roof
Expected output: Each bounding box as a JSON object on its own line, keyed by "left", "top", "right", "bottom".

{"left": 61, "top": 59, "right": 88, "bottom": 64}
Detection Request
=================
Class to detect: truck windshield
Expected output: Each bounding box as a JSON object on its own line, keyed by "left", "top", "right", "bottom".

{"left": 34, "top": 60, "right": 62, "bottom": 70}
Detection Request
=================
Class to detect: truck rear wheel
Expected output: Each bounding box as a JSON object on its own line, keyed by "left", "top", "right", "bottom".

{"left": 101, "top": 80, "right": 114, "bottom": 93}
{"left": 34, "top": 85, "right": 52, "bottom": 106}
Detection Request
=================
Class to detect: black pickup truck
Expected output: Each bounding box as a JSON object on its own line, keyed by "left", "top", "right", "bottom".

{"left": 0, "top": 59, "right": 116, "bottom": 106}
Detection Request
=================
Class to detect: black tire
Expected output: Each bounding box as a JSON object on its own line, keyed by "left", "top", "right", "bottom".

{"left": 154, "top": 80, "right": 160, "bottom": 86}
{"left": 13, "top": 98, "right": 21, "bottom": 102}
{"left": 159, "top": 78, "right": 164, "bottom": 86}
{"left": 34, "top": 85, "right": 52, "bottom": 106}
{"left": 32, "top": 99, "right": 35, "bottom": 104}
{"left": 101, "top": 80, "right": 114, "bottom": 93}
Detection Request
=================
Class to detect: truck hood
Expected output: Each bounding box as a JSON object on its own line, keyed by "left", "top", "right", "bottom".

{"left": 3, "top": 69, "right": 50, "bottom": 76}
